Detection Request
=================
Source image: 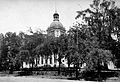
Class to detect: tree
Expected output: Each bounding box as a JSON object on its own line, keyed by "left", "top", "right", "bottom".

{"left": 1, "top": 32, "right": 21, "bottom": 73}
{"left": 75, "top": 0, "right": 119, "bottom": 66}
{"left": 56, "top": 34, "right": 68, "bottom": 75}
{"left": 67, "top": 22, "right": 112, "bottom": 80}
{"left": 75, "top": 0, "right": 118, "bottom": 80}
{"left": 19, "top": 29, "right": 45, "bottom": 68}
{"left": 36, "top": 34, "right": 68, "bottom": 75}
{"left": 34, "top": 35, "right": 53, "bottom": 66}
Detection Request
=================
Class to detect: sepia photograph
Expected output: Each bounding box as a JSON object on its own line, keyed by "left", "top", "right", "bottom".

{"left": 0, "top": 0, "right": 120, "bottom": 82}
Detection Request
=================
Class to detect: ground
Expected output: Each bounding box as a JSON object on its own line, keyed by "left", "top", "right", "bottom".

{"left": 0, "top": 72, "right": 120, "bottom": 82}
{"left": 105, "top": 77, "right": 120, "bottom": 82}
{"left": 0, "top": 76, "right": 120, "bottom": 82}
{"left": 0, "top": 76, "right": 94, "bottom": 82}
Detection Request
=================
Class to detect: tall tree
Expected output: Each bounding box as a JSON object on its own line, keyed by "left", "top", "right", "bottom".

{"left": 19, "top": 29, "right": 45, "bottom": 68}
{"left": 75, "top": 0, "right": 118, "bottom": 80}
{"left": 75, "top": 0, "right": 119, "bottom": 67}
{"left": 36, "top": 34, "right": 68, "bottom": 75}
{"left": 2, "top": 32, "right": 21, "bottom": 73}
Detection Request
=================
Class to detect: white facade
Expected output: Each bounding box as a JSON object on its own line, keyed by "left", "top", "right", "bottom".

{"left": 55, "top": 29, "right": 61, "bottom": 37}
{"left": 108, "top": 61, "right": 116, "bottom": 70}
{"left": 23, "top": 54, "right": 68, "bottom": 68}
{"left": 23, "top": 57, "right": 116, "bottom": 70}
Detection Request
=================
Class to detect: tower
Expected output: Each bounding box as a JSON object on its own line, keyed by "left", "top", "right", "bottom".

{"left": 47, "top": 11, "right": 65, "bottom": 37}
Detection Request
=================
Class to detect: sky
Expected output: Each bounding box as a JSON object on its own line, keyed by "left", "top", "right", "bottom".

{"left": 0, "top": 0, "right": 120, "bottom": 34}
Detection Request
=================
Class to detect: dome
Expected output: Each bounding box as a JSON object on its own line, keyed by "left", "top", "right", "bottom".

{"left": 53, "top": 12, "right": 59, "bottom": 17}
{"left": 50, "top": 21, "right": 63, "bottom": 28}
{"left": 47, "top": 12, "right": 66, "bottom": 34}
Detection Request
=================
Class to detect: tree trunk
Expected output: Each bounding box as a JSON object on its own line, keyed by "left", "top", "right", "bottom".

{"left": 22, "top": 64, "right": 23, "bottom": 69}
{"left": 31, "top": 60, "right": 34, "bottom": 68}
{"left": 97, "top": 59, "right": 102, "bottom": 82}
{"left": 9, "top": 64, "right": 13, "bottom": 74}
{"left": 68, "top": 58, "right": 70, "bottom": 68}
{"left": 58, "top": 54, "right": 61, "bottom": 75}
{"left": 75, "top": 63, "right": 79, "bottom": 79}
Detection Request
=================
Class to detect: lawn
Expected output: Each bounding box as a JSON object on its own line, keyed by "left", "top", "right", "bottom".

{"left": 0, "top": 71, "right": 120, "bottom": 82}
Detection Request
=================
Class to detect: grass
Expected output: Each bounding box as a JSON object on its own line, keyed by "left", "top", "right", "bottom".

{"left": 0, "top": 71, "right": 120, "bottom": 82}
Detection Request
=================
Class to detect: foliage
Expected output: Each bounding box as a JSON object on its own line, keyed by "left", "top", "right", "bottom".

{"left": 0, "top": 1, "right": 119, "bottom": 78}
{"left": 19, "top": 29, "right": 45, "bottom": 68}
{"left": 75, "top": 0, "right": 120, "bottom": 69}
{"left": 0, "top": 32, "right": 21, "bottom": 71}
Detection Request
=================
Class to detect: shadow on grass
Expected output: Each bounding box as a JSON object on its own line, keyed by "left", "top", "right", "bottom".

{"left": 79, "top": 71, "right": 120, "bottom": 81}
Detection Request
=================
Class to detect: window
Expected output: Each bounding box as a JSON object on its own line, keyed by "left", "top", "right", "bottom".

{"left": 55, "top": 30, "right": 60, "bottom": 37}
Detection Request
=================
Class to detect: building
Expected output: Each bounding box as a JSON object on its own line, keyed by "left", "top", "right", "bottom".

{"left": 22, "top": 11, "right": 117, "bottom": 70}
{"left": 23, "top": 12, "right": 67, "bottom": 68}
{"left": 47, "top": 11, "right": 65, "bottom": 37}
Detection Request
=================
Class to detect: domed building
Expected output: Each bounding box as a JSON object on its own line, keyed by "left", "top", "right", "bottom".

{"left": 23, "top": 12, "right": 67, "bottom": 68}
{"left": 47, "top": 12, "right": 65, "bottom": 37}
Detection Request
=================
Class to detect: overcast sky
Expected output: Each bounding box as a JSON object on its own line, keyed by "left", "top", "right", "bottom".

{"left": 0, "top": 0, "right": 120, "bottom": 34}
